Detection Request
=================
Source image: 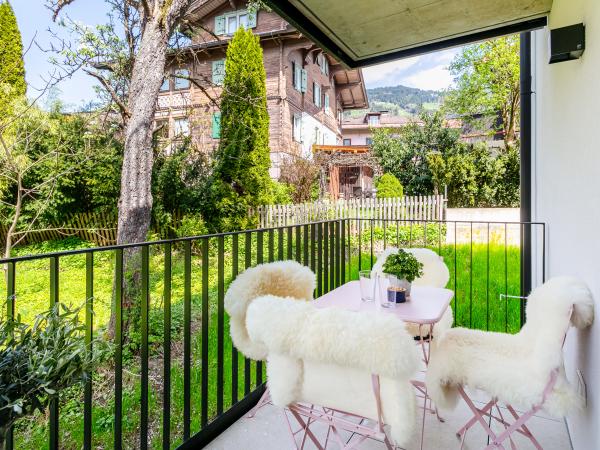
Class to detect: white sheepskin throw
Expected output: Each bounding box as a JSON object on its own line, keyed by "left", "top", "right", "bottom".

{"left": 246, "top": 295, "right": 419, "bottom": 447}
{"left": 426, "top": 276, "right": 594, "bottom": 417}
{"left": 372, "top": 247, "right": 453, "bottom": 338}
{"left": 224, "top": 261, "right": 315, "bottom": 361}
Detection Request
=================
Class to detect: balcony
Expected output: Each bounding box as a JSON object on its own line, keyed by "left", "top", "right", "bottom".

{"left": 1, "top": 218, "right": 560, "bottom": 450}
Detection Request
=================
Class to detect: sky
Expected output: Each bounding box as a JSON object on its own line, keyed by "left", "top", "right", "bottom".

{"left": 13, "top": 1, "right": 457, "bottom": 107}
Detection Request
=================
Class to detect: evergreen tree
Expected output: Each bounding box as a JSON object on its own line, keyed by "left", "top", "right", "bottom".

{"left": 205, "top": 28, "right": 272, "bottom": 232}
{"left": 0, "top": 0, "right": 26, "bottom": 115}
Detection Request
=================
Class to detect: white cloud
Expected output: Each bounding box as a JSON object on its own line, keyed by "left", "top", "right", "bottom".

{"left": 362, "top": 47, "right": 460, "bottom": 91}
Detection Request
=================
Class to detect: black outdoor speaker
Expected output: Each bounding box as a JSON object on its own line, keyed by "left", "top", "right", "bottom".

{"left": 549, "top": 23, "right": 585, "bottom": 64}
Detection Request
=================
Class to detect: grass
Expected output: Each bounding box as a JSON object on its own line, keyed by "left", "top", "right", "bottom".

{"left": 0, "top": 227, "right": 524, "bottom": 449}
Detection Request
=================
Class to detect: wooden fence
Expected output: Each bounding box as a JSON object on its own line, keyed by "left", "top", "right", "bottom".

{"left": 0, "top": 210, "right": 184, "bottom": 248}
{"left": 254, "top": 195, "right": 447, "bottom": 228}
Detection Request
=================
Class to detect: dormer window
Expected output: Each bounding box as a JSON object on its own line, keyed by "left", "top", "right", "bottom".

{"left": 215, "top": 10, "right": 257, "bottom": 35}
{"left": 368, "top": 114, "right": 380, "bottom": 126}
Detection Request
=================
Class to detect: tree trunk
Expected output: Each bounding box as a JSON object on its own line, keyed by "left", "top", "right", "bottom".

{"left": 109, "top": 19, "right": 172, "bottom": 336}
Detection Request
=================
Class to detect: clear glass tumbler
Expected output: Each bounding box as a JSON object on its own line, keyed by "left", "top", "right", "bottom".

{"left": 359, "top": 270, "right": 375, "bottom": 302}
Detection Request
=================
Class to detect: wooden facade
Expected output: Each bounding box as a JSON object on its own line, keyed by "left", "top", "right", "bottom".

{"left": 155, "top": 0, "right": 368, "bottom": 177}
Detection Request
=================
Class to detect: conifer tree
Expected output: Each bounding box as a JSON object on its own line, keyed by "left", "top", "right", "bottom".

{"left": 0, "top": 0, "right": 26, "bottom": 116}
{"left": 205, "top": 27, "right": 272, "bottom": 232}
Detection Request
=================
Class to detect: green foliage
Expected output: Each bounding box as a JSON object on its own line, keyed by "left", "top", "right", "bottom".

{"left": 151, "top": 142, "right": 210, "bottom": 237}
{"left": 427, "top": 143, "right": 520, "bottom": 208}
{"left": 0, "top": 0, "right": 26, "bottom": 117}
{"left": 0, "top": 303, "right": 106, "bottom": 440}
{"left": 382, "top": 249, "right": 424, "bottom": 283}
{"left": 375, "top": 173, "right": 403, "bottom": 198}
{"left": 0, "top": 102, "right": 123, "bottom": 237}
{"left": 175, "top": 214, "right": 207, "bottom": 238}
{"left": 269, "top": 180, "right": 292, "bottom": 204}
{"left": 372, "top": 111, "right": 463, "bottom": 195}
{"left": 445, "top": 35, "right": 520, "bottom": 143}
{"left": 205, "top": 28, "right": 272, "bottom": 232}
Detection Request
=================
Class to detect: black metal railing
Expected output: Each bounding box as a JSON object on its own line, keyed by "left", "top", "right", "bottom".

{"left": 0, "top": 218, "right": 544, "bottom": 449}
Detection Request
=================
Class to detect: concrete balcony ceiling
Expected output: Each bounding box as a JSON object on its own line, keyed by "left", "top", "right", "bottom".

{"left": 267, "top": 0, "right": 552, "bottom": 67}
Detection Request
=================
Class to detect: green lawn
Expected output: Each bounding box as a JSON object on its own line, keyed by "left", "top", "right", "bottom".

{"left": 1, "top": 229, "right": 524, "bottom": 449}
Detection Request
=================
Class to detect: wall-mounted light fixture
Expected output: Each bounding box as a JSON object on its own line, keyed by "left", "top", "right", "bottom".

{"left": 549, "top": 23, "right": 585, "bottom": 64}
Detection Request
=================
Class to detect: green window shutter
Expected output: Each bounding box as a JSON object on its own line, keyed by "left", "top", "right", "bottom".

{"left": 300, "top": 69, "right": 307, "bottom": 93}
{"left": 212, "top": 112, "right": 222, "bottom": 138}
{"left": 215, "top": 15, "right": 226, "bottom": 35}
{"left": 247, "top": 11, "right": 257, "bottom": 28}
{"left": 212, "top": 59, "right": 225, "bottom": 85}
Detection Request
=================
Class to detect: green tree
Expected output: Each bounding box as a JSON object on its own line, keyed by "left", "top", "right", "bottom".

{"left": 0, "top": 0, "right": 26, "bottom": 116}
{"left": 375, "top": 173, "right": 404, "bottom": 198}
{"left": 445, "top": 35, "right": 520, "bottom": 145}
{"left": 205, "top": 28, "right": 272, "bottom": 232}
{"left": 372, "top": 111, "right": 463, "bottom": 195}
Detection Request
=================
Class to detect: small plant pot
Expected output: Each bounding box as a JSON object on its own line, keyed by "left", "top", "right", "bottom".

{"left": 387, "top": 286, "right": 407, "bottom": 304}
{"left": 388, "top": 275, "right": 412, "bottom": 298}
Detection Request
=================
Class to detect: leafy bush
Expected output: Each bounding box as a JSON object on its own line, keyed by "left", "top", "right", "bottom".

{"left": 0, "top": 303, "right": 106, "bottom": 444}
{"left": 176, "top": 214, "right": 208, "bottom": 238}
{"left": 375, "top": 173, "right": 404, "bottom": 198}
{"left": 382, "top": 249, "right": 424, "bottom": 282}
{"left": 269, "top": 180, "right": 293, "bottom": 204}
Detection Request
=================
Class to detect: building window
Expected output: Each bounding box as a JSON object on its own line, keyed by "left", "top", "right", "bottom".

{"left": 324, "top": 93, "right": 330, "bottom": 111}
{"left": 160, "top": 78, "right": 170, "bottom": 92}
{"left": 292, "top": 62, "right": 307, "bottom": 93}
{"left": 174, "top": 69, "right": 190, "bottom": 90}
{"left": 313, "top": 82, "right": 321, "bottom": 107}
{"left": 368, "top": 115, "right": 380, "bottom": 126}
{"left": 293, "top": 113, "right": 302, "bottom": 142}
{"left": 155, "top": 119, "right": 169, "bottom": 139}
{"left": 215, "top": 10, "right": 257, "bottom": 35}
{"left": 365, "top": 137, "right": 373, "bottom": 146}
{"left": 174, "top": 117, "right": 190, "bottom": 137}
{"left": 317, "top": 53, "right": 329, "bottom": 75}
{"left": 343, "top": 138, "right": 351, "bottom": 146}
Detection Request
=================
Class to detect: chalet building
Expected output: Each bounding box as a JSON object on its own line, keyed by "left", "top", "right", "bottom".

{"left": 341, "top": 111, "right": 413, "bottom": 146}
{"left": 154, "top": 0, "right": 368, "bottom": 178}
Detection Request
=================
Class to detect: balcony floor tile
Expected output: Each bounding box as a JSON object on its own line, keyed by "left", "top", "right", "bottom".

{"left": 207, "top": 397, "right": 572, "bottom": 450}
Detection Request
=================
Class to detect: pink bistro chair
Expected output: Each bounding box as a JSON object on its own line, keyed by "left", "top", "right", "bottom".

{"left": 426, "top": 276, "right": 594, "bottom": 450}
{"left": 224, "top": 260, "right": 316, "bottom": 418}
{"left": 245, "top": 291, "right": 420, "bottom": 449}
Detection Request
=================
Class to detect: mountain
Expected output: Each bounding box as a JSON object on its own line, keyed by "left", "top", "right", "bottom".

{"left": 365, "top": 85, "right": 444, "bottom": 116}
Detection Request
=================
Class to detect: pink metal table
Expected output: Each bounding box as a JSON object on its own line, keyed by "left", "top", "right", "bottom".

{"left": 314, "top": 280, "right": 454, "bottom": 449}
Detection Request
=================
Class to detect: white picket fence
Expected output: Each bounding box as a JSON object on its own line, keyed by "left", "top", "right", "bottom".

{"left": 254, "top": 195, "right": 447, "bottom": 228}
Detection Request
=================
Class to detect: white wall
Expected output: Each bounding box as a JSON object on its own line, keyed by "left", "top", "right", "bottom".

{"left": 298, "top": 112, "right": 338, "bottom": 157}
{"left": 533, "top": 1, "right": 600, "bottom": 448}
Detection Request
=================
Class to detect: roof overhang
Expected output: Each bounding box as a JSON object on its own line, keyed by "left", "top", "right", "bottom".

{"left": 265, "top": 0, "right": 551, "bottom": 68}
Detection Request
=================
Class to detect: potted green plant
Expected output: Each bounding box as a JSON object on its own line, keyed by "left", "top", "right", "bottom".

{"left": 382, "top": 249, "right": 424, "bottom": 300}
{"left": 0, "top": 303, "right": 106, "bottom": 448}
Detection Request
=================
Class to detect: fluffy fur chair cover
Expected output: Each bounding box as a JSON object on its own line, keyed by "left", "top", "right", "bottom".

{"left": 224, "top": 260, "right": 316, "bottom": 361}
{"left": 372, "top": 247, "right": 453, "bottom": 338}
{"left": 246, "top": 295, "right": 420, "bottom": 447}
{"left": 426, "top": 276, "right": 594, "bottom": 417}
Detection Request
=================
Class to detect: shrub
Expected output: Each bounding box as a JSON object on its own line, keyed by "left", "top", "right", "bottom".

{"left": 205, "top": 28, "right": 272, "bottom": 232}
{"left": 0, "top": 303, "right": 106, "bottom": 444}
{"left": 375, "top": 173, "right": 404, "bottom": 198}
{"left": 269, "top": 180, "right": 293, "bottom": 204}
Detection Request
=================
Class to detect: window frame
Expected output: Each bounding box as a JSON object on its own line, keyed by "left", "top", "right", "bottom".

{"left": 343, "top": 138, "right": 352, "bottom": 146}
{"left": 173, "top": 117, "right": 190, "bottom": 137}
{"left": 173, "top": 69, "right": 191, "bottom": 91}
{"left": 223, "top": 9, "right": 252, "bottom": 35}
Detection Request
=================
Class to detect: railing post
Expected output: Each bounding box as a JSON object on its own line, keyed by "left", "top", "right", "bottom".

{"left": 49, "top": 256, "right": 59, "bottom": 450}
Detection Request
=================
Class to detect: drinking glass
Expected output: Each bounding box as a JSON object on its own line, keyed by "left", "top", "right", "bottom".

{"left": 378, "top": 275, "right": 396, "bottom": 308}
{"left": 359, "top": 270, "right": 375, "bottom": 302}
